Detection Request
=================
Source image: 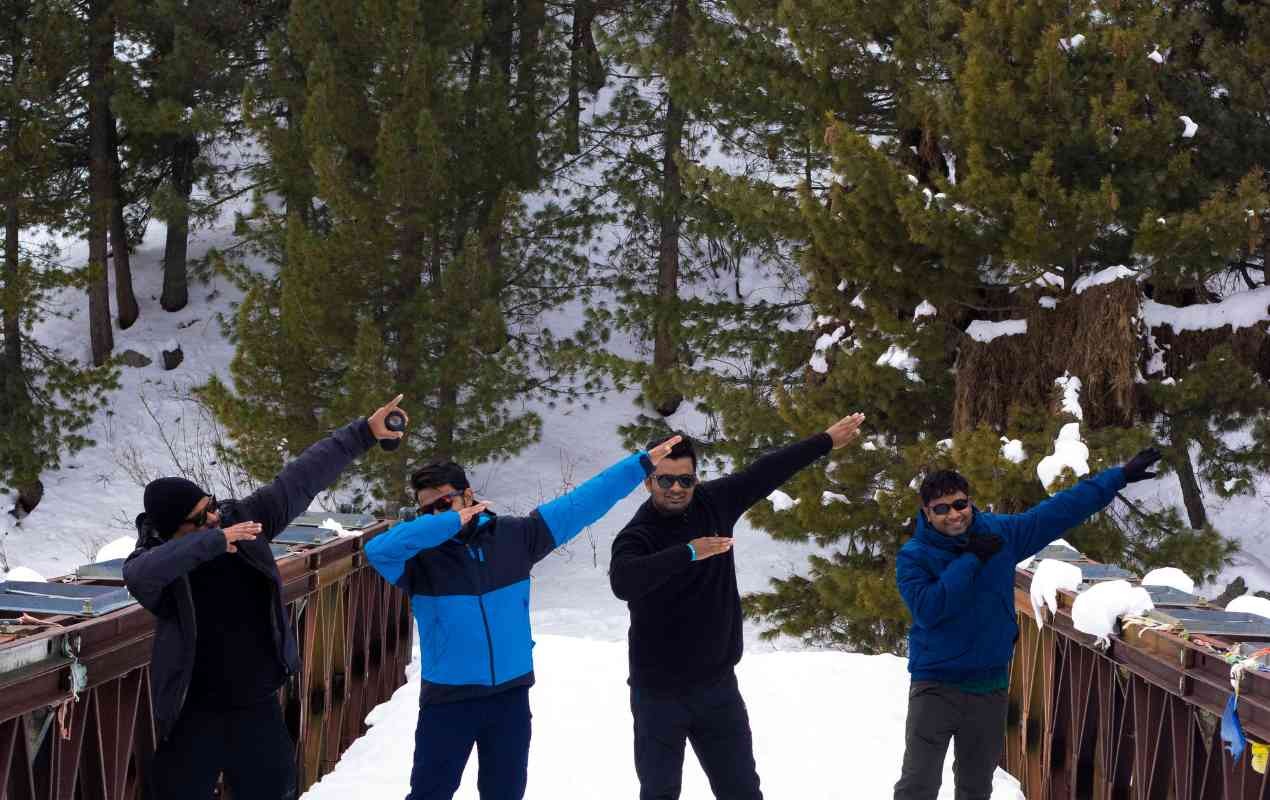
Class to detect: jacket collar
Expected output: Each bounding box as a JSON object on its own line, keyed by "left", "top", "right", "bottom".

{"left": 912, "top": 504, "right": 985, "bottom": 552}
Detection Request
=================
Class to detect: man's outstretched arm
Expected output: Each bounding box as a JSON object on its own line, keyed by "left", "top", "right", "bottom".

{"left": 239, "top": 396, "right": 406, "bottom": 540}
{"left": 523, "top": 436, "right": 684, "bottom": 563}
{"left": 706, "top": 413, "right": 865, "bottom": 528}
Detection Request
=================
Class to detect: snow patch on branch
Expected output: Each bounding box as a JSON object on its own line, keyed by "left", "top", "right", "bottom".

{"left": 1073, "top": 265, "right": 1136, "bottom": 294}
{"left": 966, "top": 319, "right": 1027, "bottom": 343}
{"left": 1142, "top": 286, "right": 1270, "bottom": 333}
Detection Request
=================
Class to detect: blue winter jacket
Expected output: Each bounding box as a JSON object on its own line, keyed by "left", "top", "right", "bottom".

{"left": 366, "top": 452, "right": 652, "bottom": 704}
{"left": 897, "top": 467, "right": 1127, "bottom": 683}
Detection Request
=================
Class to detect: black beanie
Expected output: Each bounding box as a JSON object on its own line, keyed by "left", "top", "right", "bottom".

{"left": 143, "top": 477, "right": 208, "bottom": 536}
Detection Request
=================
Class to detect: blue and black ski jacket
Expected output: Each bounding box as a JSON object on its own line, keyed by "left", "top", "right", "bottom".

{"left": 366, "top": 451, "right": 653, "bottom": 704}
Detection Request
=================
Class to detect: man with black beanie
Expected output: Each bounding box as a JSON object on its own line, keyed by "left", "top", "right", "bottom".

{"left": 609, "top": 412, "right": 865, "bottom": 800}
{"left": 124, "top": 395, "right": 408, "bottom": 800}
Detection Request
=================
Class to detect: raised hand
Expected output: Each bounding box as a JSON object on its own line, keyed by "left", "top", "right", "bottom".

{"left": 825, "top": 413, "right": 866, "bottom": 449}
{"left": 369, "top": 394, "right": 408, "bottom": 442}
{"left": 458, "top": 501, "right": 491, "bottom": 527}
{"left": 689, "top": 536, "right": 733, "bottom": 561}
{"left": 1123, "top": 447, "right": 1162, "bottom": 483}
{"left": 222, "top": 521, "right": 261, "bottom": 554}
{"left": 647, "top": 435, "right": 684, "bottom": 467}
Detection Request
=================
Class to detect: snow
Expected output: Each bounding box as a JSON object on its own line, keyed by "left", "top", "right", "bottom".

{"left": 1141, "top": 286, "right": 1270, "bottom": 333}
{"left": 913, "top": 300, "right": 937, "bottom": 320}
{"left": 876, "top": 344, "right": 922, "bottom": 381}
{"left": 1036, "top": 423, "right": 1090, "bottom": 491}
{"left": 1055, "top": 374, "right": 1084, "bottom": 420}
{"left": 1029, "top": 559, "right": 1083, "bottom": 629}
{"left": 814, "top": 326, "right": 847, "bottom": 351}
{"left": 300, "top": 635, "right": 1026, "bottom": 800}
{"left": 1039, "top": 297, "right": 1057, "bottom": 309}
{"left": 1141, "top": 567, "right": 1195, "bottom": 595}
{"left": 768, "top": 490, "right": 799, "bottom": 511}
{"left": 821, "top": 491, "right": 849, "bottom": 506}
{"left": 94, "top": 536, "right": 137, "bottom": 563}
{"left": 850, "top": 292, "right": 867, "bottom": 310}
{"left": 808, "top": 352, "right": 829, "bottom": 374}
{"left": 1072, "top": 265, "right": 1136, "bottom": 294}
{"left": 965, "top": 319, "right": 1027, "bottom": 343}
{"left": 1071, "top": 580, "right": 1154, "bottom": 647}
{"left": 1000, "top": 438, "right": 1025, "bottom": 464}
{"left": 1179, "top": 116, "right": 1198, "bottom": 138}
{"left": 319, "top": 518, "right": 356, "bottom": 538}
{"left": 3, "top": 566, "right": 46, "bottom": 583}
{"left": 1227, "top": 595, "right": 1270, "bottom": 620}
{"left": 1147, "top": 48, "right": 1165, "bottom": 64}
{"left": 1059, "top": 34, "right": 1086, "bottom": 51}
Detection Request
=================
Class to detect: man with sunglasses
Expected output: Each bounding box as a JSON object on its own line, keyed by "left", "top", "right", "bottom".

{"left": 609, "top": 413, "right": 866, "bottom": 800}
{"left": 894, "top": 447, "right": 1162, "bottom": 800}
{"left": 364, "top": 435, "right": 685, "bottom": 800}
{"left": 123, "top": 395, "right": 409, "bottom": 800}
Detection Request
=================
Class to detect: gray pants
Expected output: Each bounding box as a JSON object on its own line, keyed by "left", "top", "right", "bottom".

{"left": 893, "top": 681, "right": 1008, "bottom": 800}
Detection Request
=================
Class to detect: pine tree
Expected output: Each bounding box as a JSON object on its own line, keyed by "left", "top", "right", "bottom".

{"left": 206, "top": 0, "right": 603, "bottom": 507}
{"left": 737, "top": 0, "right": 1268, "bottom": 652}
{"left": 0, "top": 0, "right": 118, "bottom": 513}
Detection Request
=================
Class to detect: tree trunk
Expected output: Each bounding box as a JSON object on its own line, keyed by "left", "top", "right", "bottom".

{"left": 566, "top": 0, "right": 600, "bottom": 154}
{"left": 3, "top": 204, "right": 22, "bottom": 398}
{"left": 651, "top": 0, "right": 690, "bottom": 417}
{"left": 514, "top": 0, "right": 545, "bottom": 184}
{"left": 161, "top": 135, "right": 197, "bottom": 311}
{"left": 1170, "top": 429, "right": 1209, "bottom": 530}
{"left": 110, "top": 112, "right": 138, "bottom": 329}
{"left": 87, "top": 0, "right": 115, "bottom": 365}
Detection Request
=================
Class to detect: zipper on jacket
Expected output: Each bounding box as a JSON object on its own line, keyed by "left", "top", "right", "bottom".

{"left": 469, "top": 545, "right": 497, "bottom": 685}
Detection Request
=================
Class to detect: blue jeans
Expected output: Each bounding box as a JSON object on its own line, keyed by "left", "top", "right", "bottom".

{"left": 407, "top": 687, "right": 532, "bottom": 800}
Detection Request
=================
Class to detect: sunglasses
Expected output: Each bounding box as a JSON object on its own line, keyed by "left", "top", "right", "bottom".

{"left": 654, "top": 474, "right": 697, "bottom": 490}
{"left": 420, "top": 490, "right": 463, "bottom": 515}
{"left": 185, "top": 496, "right": 219, "bottom": 528}
{"left": 929, "top": 498, "right": 970, "bottom": 516}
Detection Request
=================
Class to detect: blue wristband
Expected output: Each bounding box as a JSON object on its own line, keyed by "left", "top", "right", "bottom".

{"left": 687, "top": 543, "right": 697, "bottom": 561}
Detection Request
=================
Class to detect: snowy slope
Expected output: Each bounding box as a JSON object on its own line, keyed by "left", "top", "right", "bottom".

{"left": 300, "top": 635, "right": 1025, "bottom": 800}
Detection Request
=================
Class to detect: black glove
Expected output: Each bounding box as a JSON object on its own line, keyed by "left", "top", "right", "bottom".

{"left": 1123, "top": 447, "right": 1162, "bottom": 483}
{"left": 964, "top": 532, "right": 1004, "bottom": 563}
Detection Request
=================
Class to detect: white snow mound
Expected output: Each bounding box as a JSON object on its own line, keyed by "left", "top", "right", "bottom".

{"left": 1071, "top": 580, "right": 1153, "bottom": 646}
{"left": 1141, "top": 567, "right": 1195, "bottom": 595}
{"left": 1227, "top": 594, "right": 1270, "bottom": 620}
{"left": 1030, "top": 559, "right": 1083, "bottom": 629}
{"left": 3, "top": 566, "right": 46, "bottom": 583}
{"left": 95, "top": 536, "right": 137, "bottom": 563}
{"left": 1037, "top": 422, "right": 1090, "bottom": 491}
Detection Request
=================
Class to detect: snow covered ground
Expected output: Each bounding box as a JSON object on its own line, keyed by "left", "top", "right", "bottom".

{"left": 301, "top": 635, "right": 1025, "bottom": 800}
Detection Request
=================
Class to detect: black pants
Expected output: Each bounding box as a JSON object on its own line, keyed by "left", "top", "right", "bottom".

{"left": 630, "top": 672, "right": 762, "bottom": 800}
{"left": 148, "top": 699, "right": 296, "bottom": 800}
{"left": 893, "top": 681, "right": 1008, "bottom": 800}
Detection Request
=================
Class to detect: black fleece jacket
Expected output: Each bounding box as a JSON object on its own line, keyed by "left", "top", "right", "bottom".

{"left": 123, "top": 418, "right": 377, "bottom": 739}
{"left": 610, "top": 433, "right": 833, "bottom": 689}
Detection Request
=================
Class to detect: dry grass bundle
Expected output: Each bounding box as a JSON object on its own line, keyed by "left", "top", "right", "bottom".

{"left": 953, "top": 279, "right": 1140, "bottom": 433}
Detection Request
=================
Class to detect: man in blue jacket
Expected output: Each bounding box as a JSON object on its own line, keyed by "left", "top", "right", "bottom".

{"left": 893, "top": 447, "right": 1160, "bottom": 799}
{"left": 124, "top": 395, "right": 407, "bottom": 800}
{"left": 365, "top": 436, "right": 684, "bottom": 800}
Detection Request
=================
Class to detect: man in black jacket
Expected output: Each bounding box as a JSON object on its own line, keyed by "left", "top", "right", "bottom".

{"left": 123, "top": 395, "right": 407, "bottom": 800}
{"left": 610, "top": 413, "right": 865, "bottom": 800}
